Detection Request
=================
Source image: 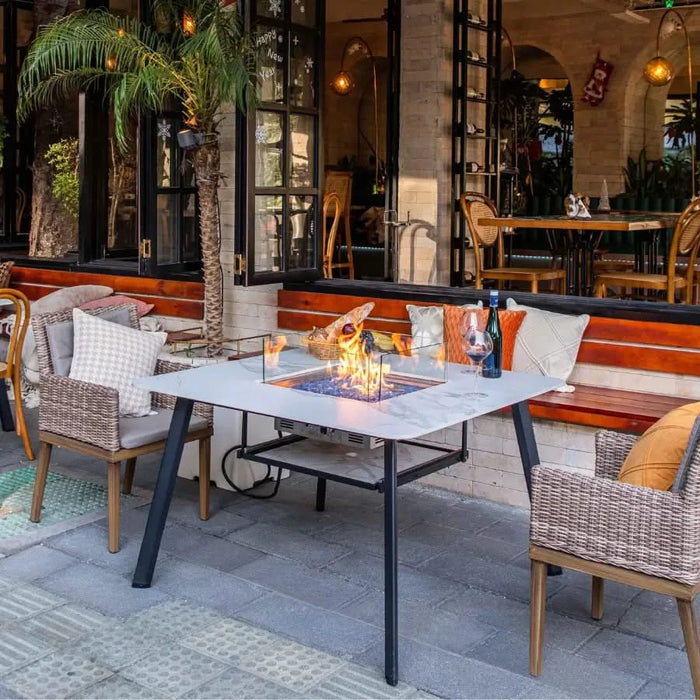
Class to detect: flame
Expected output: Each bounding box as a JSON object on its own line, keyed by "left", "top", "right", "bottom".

{"left": 391, "top": 333, "right": 413, "bottom": 356}
{"left": 433, "top": 343, "right": 446, "bottom": 368}
{"left": 265, "top": 335, "right": 287, "bottom": 368}
{"left": 330, "top": 324, "right": 393, "bottom": 400}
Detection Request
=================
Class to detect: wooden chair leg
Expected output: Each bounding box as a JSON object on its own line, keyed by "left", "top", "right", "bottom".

{"left": 677, "top": 598, "right": 700, "bottom": 698}
{"left": 594, "top": 281, "right": 606, "bottom": 298}
{"left": 529, "top": 559, "right": 547, "bottom": 676}
{"left": 12, "top": 371, "right": 34, "bottom": 461}
{"left": 199, "top": 437, "right": 211, "bottom": 521}
{"left": 30, "top": 441, "right": 52, "bottom": 523}
{"left": 122, "top": 457, "right": 136, "bottom": 495}
{"left": 591, "top": 576, "right": 604, "bottom": 620}
{"left": 344, "top": 215, "right": 354, "bottom": 280}
{"left": 107, "top": 461, "right": 121, "bottom": 553}
{"left": 560, "top": 276, "right": 567, "bottom": 295}
{"left": 530, "top": 280, "right": 538, "bottom": 293}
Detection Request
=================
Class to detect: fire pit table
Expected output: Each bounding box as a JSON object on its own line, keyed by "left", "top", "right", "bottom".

{"left": 131, "top": 346, "right": 561, "bottom": 686}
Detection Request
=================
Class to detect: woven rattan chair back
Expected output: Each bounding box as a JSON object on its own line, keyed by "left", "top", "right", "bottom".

{"left": 673, "top": 198, "right": 700, "bottom": 256}
{"left": 32, "top": 304, "right": 139, "bottom": 379}
{"left": 673, "top": 415, "right": 700, "bottom": 497}
{"left": 460, "top": 192, "right": 504, "bottom": 287}
{"left": 322, "top": 193, "right": 342, "bottom": 278}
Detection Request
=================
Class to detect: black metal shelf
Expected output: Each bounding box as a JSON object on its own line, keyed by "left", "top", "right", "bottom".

{"left": 450, "top": 0, "right": 502, "bottom": 286}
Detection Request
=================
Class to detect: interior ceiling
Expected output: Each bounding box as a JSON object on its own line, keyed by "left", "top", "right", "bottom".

{"left": 326, "top": 0, "right": 385, "bottom": 24}
{"left": 503, "top": 0, "right": 640, "bottom": 21}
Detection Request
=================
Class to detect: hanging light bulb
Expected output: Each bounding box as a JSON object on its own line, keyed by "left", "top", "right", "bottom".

{"left": 643, "top": 55, "right": 673, "bottom": 86}
{"left": 330, "top": 70, "right": 354, "bottom": 96}
{"left": 117, "top": 27, "right": 126, "bottom": 37}
{"left": 106, "top": 55, "right": 117, "bottom": 71}
{"left": 182, "top": 12, "right": 196, "bottom": 37}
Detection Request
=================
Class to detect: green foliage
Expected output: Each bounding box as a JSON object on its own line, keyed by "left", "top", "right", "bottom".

{"left": 45, "top": 138, "right": 80, "bottom": 220}
{"left": 622, "top": 148, "right": 695, "bottom": 199}
{"left": 664, "top": 98, "right": 696, "bottom": 149}
{"left": 0, "top": 116, "right": 7, "bottom": 169}
{"left": 17, "top": 0, "right": 258, "bottom": 151}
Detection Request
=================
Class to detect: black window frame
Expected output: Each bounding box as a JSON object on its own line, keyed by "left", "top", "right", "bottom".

{"left": 236, "top": 0, "right": 324, "bottom": 286}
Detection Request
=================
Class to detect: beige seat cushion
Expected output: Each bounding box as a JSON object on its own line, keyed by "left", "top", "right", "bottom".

{"left": 120, "top": 410, "right": 208, "bottom": 449}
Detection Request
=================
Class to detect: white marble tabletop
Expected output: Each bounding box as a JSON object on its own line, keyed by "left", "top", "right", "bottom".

{"left": 137, "top": 349, "right": 562, "bottom": 441}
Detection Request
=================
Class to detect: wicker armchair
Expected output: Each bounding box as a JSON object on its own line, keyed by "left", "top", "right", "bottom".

{"left": 529, "top": 420, "right": 700, "bottom": 696}
{"left": 30, "top": 305, "right": 213, "bottom": 553}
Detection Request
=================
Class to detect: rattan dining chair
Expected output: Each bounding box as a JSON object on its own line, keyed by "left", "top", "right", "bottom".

{"left": 460, "top": 192, "right": 566, "bottom": 293}
{"left": 29, "top": 304, "right": 213, "bottom": 553}
{"left": 324, "top": 171, "right": 354, "bottom": 279}
{"left": 322, "top": 192, "right": 343, "bottom": 278}
{"left": 529, "top": 418, "right": 700, "bottom": 696}
{"left": 0, "top": 288, "right": 33, "bottom": 460}
{"left": 593, "top": 197, "right": 700, "bottom": 303}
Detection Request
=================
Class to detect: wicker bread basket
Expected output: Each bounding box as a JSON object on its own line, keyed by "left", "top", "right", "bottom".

{"left": 303, "top": 337, "right": 343, "bottom": 360}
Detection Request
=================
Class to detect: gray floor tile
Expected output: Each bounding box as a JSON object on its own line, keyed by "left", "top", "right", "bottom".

{"left": 0, "top": 683, "right": 21, "bottom": 699}
{"left": 148, "top": 556, "right": 263, "bottom": 616}
{"left": 577, "top": 628, "right": 695, "bottom": 694}
{"left": 233, "top": 555, "right": 368, "bottom": 610}
{"left": 475, "top": 517, "right": 529, "bottom": 545}
{"left": 227, "top": 522, "right": 350, "bottom": 568}
{"left": 468, "top": 630, "right": 646, "bottom": 698}
{"left": 46, "top": 526, "right": 143, "bottom": 575}
{"left": 69, "top": 622, "right": 169, "bottom": 670}
{"left": 0, "top": 627, "right": 54, "bottom": 674}
{"left": 166, "top": 497, "right": 255, "bottom": 537}
{"left": 314, "top": 521, "right": 439, "bottom": 567}
{"left": 0, "top": 545, "right": 76, "bottom": 581}
{"left": 618, "top": 604, "right": 686, "bottom": 648}
{"left": 340, "top": 591, "right": 497, "bottom": 655}
{"left": 237, "top": 593, "right": 383, "bottom": 657}
{"left": 354, "top": 637, "right": 531, "bottom": 699}
{"left": 311, "top": 663, "right": 418, "bottom": 699}
{"left": 548, "top": 584, "right": 632, "bottom": 625}
{"left": 37, "top": 563, "right": 169, "bottom": 617}
{"left": 125, "top": 599, "right": 225, "bottom": 639}
{"left": 423, "top": 501, "right": 504, "bottom": 533}
{"left": 120, "top": 645, "right": 227, "bottom": 697}
{"left": 0, "top": 583, "right": 65, "bottom": 622}
{"left": 2, "top": 650, "right": 112, "bottom": 699}
{"left": 327, "top": 552, "right": 461, "bottom": 605}
{"left": 633, "top": 679, "right": 694, "bottom": 699}
{"left": 157, "top": 522, "right": 264, "bottom": 573}
{"left": 20, "top": 604, "right": 111, "bottom": 645}
{"left": 73, "top": 674, "right": 157, "bottom": 699}
{"left": 187, "top": 667, "right": 299, "bottom": 699}
{"left": 226, "top": 499, "right": 337, "bottom": 535}
{"left": 93, "top": 506, "right": 152, "bottom": 540}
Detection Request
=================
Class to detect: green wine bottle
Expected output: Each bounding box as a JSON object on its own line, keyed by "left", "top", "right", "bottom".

{"left": 482, "top": 290, "right": 502, "bottom": 378}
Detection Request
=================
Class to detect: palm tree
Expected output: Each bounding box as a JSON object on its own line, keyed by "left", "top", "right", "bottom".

{"left": 18, "top": 0, "right": 257, "bottom": 343}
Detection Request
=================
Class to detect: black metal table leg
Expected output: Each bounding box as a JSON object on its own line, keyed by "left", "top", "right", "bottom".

{"left": 0, "top": 385, "right": 14, "bottom": 432}
{"left": 383, "top": 439, "right": 398, "bottom": 686}
{"left": 132, "top": 397, "right": 194, "bottom": 588}
{"left": 315, "top": 477, "right": 327, "bottom": 512}
{"left": 511, "top": 401, "right": 562, "bottom": 577}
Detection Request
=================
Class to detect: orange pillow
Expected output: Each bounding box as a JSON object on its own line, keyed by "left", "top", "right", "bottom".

{"left": 618, "top": 402, "right": 700, "bottom": 490}
{"left": 443, "top": 304, "right": 526, "bottom": 369}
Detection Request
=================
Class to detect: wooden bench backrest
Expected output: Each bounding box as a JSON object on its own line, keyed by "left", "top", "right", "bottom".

{"left": 278, "top": 289, "right": 700, "bottom": 378}
{"left": 11, "top": 267, "right": 204, "bottom": 320}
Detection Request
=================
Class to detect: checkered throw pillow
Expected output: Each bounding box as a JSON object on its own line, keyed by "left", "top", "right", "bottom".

{"left": 69, "top": 308, "right": 167, "bottom": 416}
{"left": 0, "top": 261, "right": 14, "bottom": 288}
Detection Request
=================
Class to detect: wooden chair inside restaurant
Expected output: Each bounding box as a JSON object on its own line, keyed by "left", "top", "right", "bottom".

{"left": 0, "top": 288, "right": 34, "bottom": 461}
{"left": 322, "top": 192, "right": 342, "bottom": 278}
{"left": 594, "top": 197, "right": 700, "bottom": 303}
{"left": 529, "top": 418, "right": 700, "bottom": 697}
{"left": 324, "top": 170, "right": 354, "bottom": 279}
{"left": 460, "top": 192, "right": 567, "bottom": 293}
{"left": 29, "top": 304, "right": 213, "bottom": 553}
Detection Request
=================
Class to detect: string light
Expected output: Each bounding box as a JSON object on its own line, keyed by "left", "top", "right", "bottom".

{"left": 106, "top": 55, "right": 117, "bottom": 71}
{"left": 182, "top": 12, "right": 196, "bottom": 37}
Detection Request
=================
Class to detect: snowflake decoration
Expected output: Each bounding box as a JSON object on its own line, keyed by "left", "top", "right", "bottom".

{"left": 49, "top": 110, "right": 63, "bottom": 133}
{"left": 157, "top": 119, "right": 171, "bottom": 141}
{"left": 292, "top": 35, "right": 299, "bottom": 46}
{"left": 268, "top": 0, "right": 281, "bottom": 16}
{"left": 255, "top": 125, "right": 267, "bottom": 144}
{"left": 305, "top": 57, "right": 314, "bottom": 73}
{"left": 278, "top": 34, "right": 283, "bottom": 42}
{"left": 274, "top": 80, "right": 283, "bottom": 95}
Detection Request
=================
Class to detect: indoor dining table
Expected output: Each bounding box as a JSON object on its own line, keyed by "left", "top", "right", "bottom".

{"left": 131, "top": 350, "right": 561, "bottom": 687}
{"left": 479, "top": 212, "right": 679, "bottom": 295}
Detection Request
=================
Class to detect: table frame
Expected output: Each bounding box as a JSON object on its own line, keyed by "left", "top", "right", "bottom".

{"left": 132, "top": 396, "right": 557, "bottom": 686}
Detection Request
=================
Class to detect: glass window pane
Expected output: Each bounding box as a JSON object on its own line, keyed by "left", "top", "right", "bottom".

{"left": 255, "top": 195, "right": 283, "bottom": 271}
{"left": 290, "top": 31, "right": 315, "bottom": 108}
{"left": 256, "top": 0, "right": 285, "bottom": 20}
{"left": 157, "top": 194, "right": 179, "bottom": 265}
{"left": 291, "top": 0, "right": 314, "bottom": 26}
{"left": 289, "top": 114, "right": 314, "bottom": 187}
{"left": 156, "top": 118, "right": 175, "bottom": 187}
{"left": 108, "top": 116, "right": 138, "bottom": 254}
{"left": 256, "top": 26, "right": 286, "bottom": 103}
{"left": 287, "top": 195, "right": 315, "bottom": 269}
{"left": 255, "top": 111, "right": 284, "bottom": 187}
{"left": 182, "top": 193, "right": 198, "bottom": 261}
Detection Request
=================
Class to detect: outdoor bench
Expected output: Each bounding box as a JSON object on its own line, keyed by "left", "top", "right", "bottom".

{"left": 278, "top": 287, "right": 695, "bottom": 435}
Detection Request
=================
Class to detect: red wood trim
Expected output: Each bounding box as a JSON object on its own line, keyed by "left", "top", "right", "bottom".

{"left": 277, "top": 310, "right": 410, "bottom": 335}
{"left": 577, "top": 341, "right": 700, "bottom": 376}
{"left": 584, "top": 316, "right": 700, "bottom": 350}
{"left": 527, "top": 404, "right": 656, "bottom": 434}
{"left": 10, "top": 283, "right": 60, "bottom": 300}
{"left": 145, "top": 298, "right": 203, "bottom": 320}
{"left": 10, "top": 267, "right": 204, "bottom": 300}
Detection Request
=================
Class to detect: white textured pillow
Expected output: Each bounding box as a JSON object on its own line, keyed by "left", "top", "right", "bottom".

{"left": 506, "top": 298, "right": 589, "bottom": 390}
{"left": 69, "top": 308, "right": 166, "bottom": 416}
{"left": 407, "top": 302, "right": 482, "bottom": 347}
{"left": 32, "top": 285, "right": 113, "bottom": 315}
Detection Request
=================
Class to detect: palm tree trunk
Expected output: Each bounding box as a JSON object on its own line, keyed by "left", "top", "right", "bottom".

{"left": 193, "top": 141, "right": 223, "bottom": 343}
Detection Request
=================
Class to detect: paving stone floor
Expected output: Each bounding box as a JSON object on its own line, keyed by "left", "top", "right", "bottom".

{"left": 0, "top": 407, "right": 695, "bottom": 698}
